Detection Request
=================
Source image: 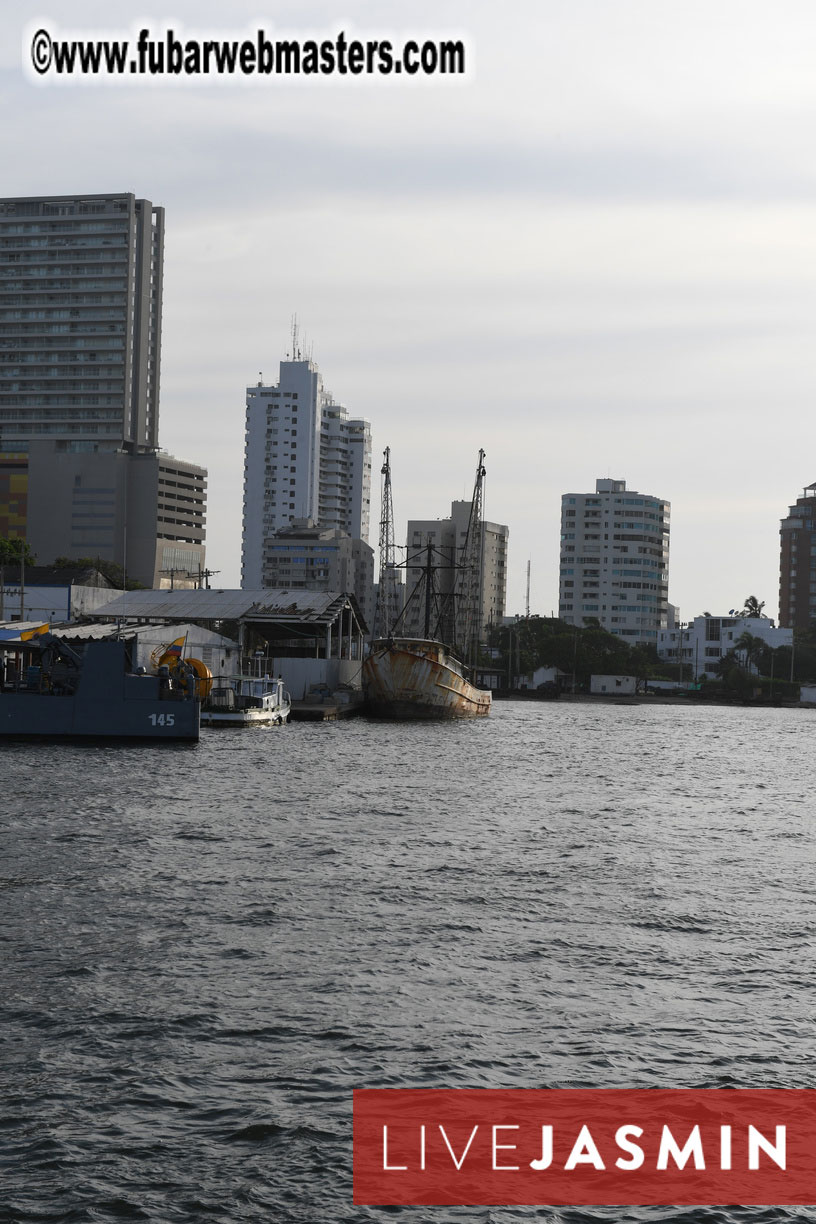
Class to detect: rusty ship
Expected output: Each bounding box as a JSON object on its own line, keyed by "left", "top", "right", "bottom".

{"left": 362, "top": 449, "right": 492, "bottom": 720}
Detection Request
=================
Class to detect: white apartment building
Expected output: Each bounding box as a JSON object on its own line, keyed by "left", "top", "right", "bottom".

{"left": 658, "top": 615, "right": 791, "bottom": 679}
{"left": 403, "top": 500, "right": 508, "bottom": 640}
{"left": 558, "top": 478, "right": 670, "bottom": 646}
{"left": 242, "top": 352, "right": 371, "bottom": 589}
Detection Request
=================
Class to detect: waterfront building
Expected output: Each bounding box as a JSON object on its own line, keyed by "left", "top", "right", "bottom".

{"left": 403, "top": 501, "right": 508, "bottom": 640}
{"left": 0, "top": 192, "right": 207, "bottom": 587}
{"left": 658, "top": 614, "right": 791, "bottom": 679}
{"left": 260, "top": 518, "right": 374, "bottom": 632}
{"left": 558, "top": 478, "right": 670, "bottom": 646}
{"left": 86, "top": 585, "right": 369, "bottom": 701}
{"left": 242, "top": 343, "right": 371, "bottom": 588}
{"left": 779, "top": 482, "right": 816, "bottom": 629}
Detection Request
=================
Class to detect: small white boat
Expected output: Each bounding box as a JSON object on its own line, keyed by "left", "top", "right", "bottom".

{"left": 201, "top": 675, "right": 291, "bottom": 727}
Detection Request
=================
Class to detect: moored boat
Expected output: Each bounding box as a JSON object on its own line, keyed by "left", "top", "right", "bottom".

{"left": 362, "top": 448, "right": 492, "bottom": 720}
{"left": 0, "top": 631, "right": 200, "bottom": 740}
{"left": 364, "top": 637, "right": 491, "bottom": 719}
{"left": 201, "top": 675, "right": 291, "bottom": 727}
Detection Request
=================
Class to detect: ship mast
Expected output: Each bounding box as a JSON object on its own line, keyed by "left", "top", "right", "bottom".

{"left": 374, "top": 447, "right": 400, "bottom": 639}
{"left": 455, "top": 448, "right": 486, "bottom": 670}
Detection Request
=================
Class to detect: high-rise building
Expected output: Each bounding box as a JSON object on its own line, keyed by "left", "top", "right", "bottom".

{"left": 404, "top": 501, "right": 509, "bottom": 640}
{"left": 779, "top": 482, "right": 816, "bottom": 629}
{"left": 0, "top": 192, "right": 206, "bottom": 588}
{"left": 242, "top": 348, "right": 371, "bottom": 589}
{"left": 558, "top": 478, "right": 670, "bottom": 644}
{"left": 0, "top": 192, "right": 163, "bottom": 454}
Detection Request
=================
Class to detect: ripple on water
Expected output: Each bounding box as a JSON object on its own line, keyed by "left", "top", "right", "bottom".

{"left": 2, "top": 703, "right": 815, "bottom": 1222}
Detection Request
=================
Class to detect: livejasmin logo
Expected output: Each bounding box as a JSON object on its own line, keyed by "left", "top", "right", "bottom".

{"left": 382, "top": 1121, "right": 786, "bottom": 1173}
{"left": 353, "top": 1089, "right": 816, "bottom": 1206}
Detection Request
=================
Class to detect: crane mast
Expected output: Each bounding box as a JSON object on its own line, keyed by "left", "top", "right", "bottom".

{"left": 374, "top": 447, "right": 400, "bottom": 639}
{"left": 455, "top": 448, "right": 486, "bottom": 670}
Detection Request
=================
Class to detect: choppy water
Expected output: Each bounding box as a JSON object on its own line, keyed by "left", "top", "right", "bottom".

{"left": 2, "top": 700, "right": 816, "bottom": 1223}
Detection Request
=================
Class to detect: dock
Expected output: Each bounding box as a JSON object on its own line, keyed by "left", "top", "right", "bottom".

{"left": 290, "top": 696, "right": 365, "bottom": 722}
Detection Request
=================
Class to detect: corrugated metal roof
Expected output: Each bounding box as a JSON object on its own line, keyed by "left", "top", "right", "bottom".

{"left": 51, "top": 621, "right": 238, "bottom": 646}
{"left": 86, "top": 588, "right": 366, "bottom": 630}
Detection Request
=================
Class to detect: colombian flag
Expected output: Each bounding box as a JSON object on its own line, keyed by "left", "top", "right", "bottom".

{"left": 163, "top": 636, "right": 186, "bottom": 658}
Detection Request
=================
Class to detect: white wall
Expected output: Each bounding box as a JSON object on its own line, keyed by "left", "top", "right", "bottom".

{"left": 269, "top": 656, "right": 362, "bottom": 700}
{"left": 590, "top": 674, "right": 637, "bottom": 694}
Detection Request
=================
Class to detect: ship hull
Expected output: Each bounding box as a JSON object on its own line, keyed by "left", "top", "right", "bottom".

{"left": 363, "top": 639, "right": 491, "bottom": 720}
{"left": 0, "top": 639, "right": 199, "bottom": 741}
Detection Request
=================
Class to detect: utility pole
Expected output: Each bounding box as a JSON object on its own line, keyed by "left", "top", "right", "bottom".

{"left": 160, "top": 567, "right": 182, "bottom": 592}
{"left": 196, "top": 567, "right": 221, "bottom": 590}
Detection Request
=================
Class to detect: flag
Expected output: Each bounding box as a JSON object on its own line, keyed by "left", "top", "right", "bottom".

{"left": 0, "top": 623, "right": 48, "bottom": 643}
{"left": 20, "top": 623, "right": 49, "bottom": 640}
{"left": 163, "top": 636, "right": 186, "bottom": 659}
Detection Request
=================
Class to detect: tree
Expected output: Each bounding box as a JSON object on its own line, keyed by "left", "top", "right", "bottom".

{"left": 0, "top": 536, "right": 36, "bottom": 622}
{"left": 0, "top": 537, "right": 35, "bottom": 567}
{"left": 740, "top": 595, "right": 766, "bottom": 619}
{"left": 735, "top": 630, "right": 764, "bottom": 674}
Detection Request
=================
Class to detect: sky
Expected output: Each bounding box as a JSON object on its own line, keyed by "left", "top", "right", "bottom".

{"left": 5, "top": 0, "right": 816, "bottom": 621}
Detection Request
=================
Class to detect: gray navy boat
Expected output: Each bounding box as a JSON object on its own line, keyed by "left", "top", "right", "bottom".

{"left": 0, "top": 633, "right": 200, "bottom": 741}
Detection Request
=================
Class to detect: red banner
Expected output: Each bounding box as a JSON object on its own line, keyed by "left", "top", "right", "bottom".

{"left": 353, "top": 1089, "right": 816, "bottom": 1205}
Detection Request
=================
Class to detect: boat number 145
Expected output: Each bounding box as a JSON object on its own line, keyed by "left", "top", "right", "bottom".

{"left": 148, "top": 713, "right": 175, "bottom": 726}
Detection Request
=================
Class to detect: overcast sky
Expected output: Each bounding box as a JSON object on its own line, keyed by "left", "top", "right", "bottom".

{"left": 5, "top": 0, "right": 816, "bottom": 620}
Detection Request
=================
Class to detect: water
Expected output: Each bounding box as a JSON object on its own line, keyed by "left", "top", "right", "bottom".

{"left": 2, "top": 701, "right": 816, "bottom": 1223}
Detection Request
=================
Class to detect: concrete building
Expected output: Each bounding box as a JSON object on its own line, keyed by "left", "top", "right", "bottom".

{"left": 779, "top": 482, "right": 816, "bottom": 630}
{"left": 242, "top": 346, "right": 371, "bottom": 588}
{"left": 403, "top": 500, "right": 509, "bottom": 641}
{"left": 260, "top": 518, "right": 374, "bottom": 632}
{"left": 558, "top": 478, "right": 670, "bottom": 646}
{"left": 658, "top": 614, "right": 791, "bottom": 679}
{"left": 23, "top": 444, "right": 206, "bottom": 588}
{"left": 0, "top": 192, "right": 206, "bottom": 585}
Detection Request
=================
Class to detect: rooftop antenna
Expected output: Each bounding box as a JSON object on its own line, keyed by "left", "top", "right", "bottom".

{"left": 291, "top": 313, "right": 300, "bottom": 360}
{"left": 526, "top": 558, "right": 531, "bottom": 619}
{"left": 258, "top": 371, "right": 263, "bottom": 386}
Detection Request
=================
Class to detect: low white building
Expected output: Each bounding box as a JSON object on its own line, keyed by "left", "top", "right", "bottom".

{"left": 515, "top": 666, "right": 564, "bottom": 690}
{"left": 591, "top": 675, "right": 637, "bottom": 695}
{"left": 658, "top": 615, "right": 792, "bottom": 679}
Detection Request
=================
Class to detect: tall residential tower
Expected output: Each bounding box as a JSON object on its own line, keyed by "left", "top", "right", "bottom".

{"left": 558, "top": 478, "right": 670, "bottom": 645}
{"left": 0, "top": 192, "right": 206, "bottom": 587}
{"left": 242, "top": 348, "right": 371, "bottom": 589}
{"left": 779, "top": 482, "right": 816, "bottom": 629}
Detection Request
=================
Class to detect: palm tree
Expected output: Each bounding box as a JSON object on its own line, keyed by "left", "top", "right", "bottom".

{"left": 735, "top": 630, "right": 765, "bottom": 674}
{"left": 740, "top": 595, "right": 766, "bottom": 619}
